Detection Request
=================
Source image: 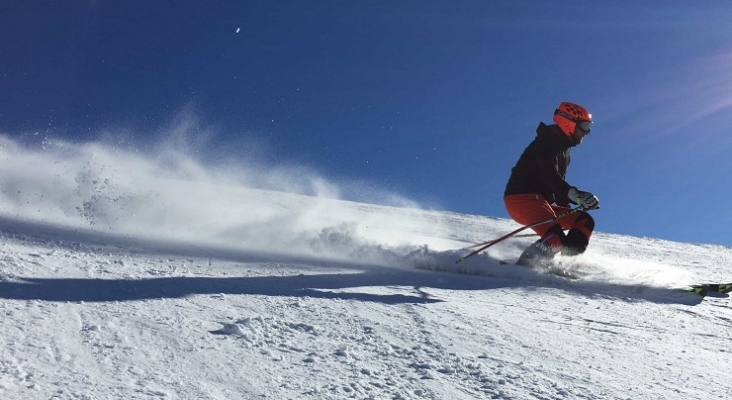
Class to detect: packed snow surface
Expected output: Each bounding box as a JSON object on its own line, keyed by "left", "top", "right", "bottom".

{"left": 0, "top": 136, "right": 730, "bottom": 399}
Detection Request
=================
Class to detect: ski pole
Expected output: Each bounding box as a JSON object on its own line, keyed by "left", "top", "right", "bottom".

{"left": 455, "top": 207, "right": 584, "bottom": 263}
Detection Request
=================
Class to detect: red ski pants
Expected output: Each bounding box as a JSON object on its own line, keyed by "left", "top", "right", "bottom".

{"left": 504, "top": 194, "right": 593, "bottom": 249}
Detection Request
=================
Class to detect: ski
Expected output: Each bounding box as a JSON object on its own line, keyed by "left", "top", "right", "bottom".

{"left": 685, "top": 283, "right": 732, "bottom": 297}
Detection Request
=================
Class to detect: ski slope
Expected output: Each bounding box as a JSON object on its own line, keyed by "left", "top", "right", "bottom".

{"left": 0, "top": 136, "right": 731, "bottom": 399}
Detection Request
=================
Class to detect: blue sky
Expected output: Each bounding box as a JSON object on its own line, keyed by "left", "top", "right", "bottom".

{"left": 2, "top": 1, "right": 732, "bottom": 246}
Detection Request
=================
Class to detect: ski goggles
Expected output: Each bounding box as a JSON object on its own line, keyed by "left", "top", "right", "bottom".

{"left": 576, "top": 120, "right": 592, "bottom": 134}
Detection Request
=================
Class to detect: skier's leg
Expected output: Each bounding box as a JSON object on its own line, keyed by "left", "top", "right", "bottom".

{"left": 551, "top": 207, "right": 595, "bottom": 256}
{"left": 515, "top": 223, "right": 564, "bottom": 267}
{"left": 504, "top": 194, "right": 556, "bottom": 231}
{"left": 505, "top": 195, "right": 566, "bottom": 266}
{"left": 562, "top": 212, "right": 594, "bottom": 255}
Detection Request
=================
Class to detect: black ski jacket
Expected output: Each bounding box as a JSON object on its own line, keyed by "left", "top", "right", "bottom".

{"left": 504, "top": 122, "right": 576, "bottom": 206}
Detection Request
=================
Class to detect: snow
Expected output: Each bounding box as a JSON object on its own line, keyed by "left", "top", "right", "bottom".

{"left": 1, "top": 135, "right": 731, "bottom": 399}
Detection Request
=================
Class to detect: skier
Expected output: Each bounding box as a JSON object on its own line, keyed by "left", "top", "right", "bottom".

{"left": 504, "top": 102, "right": 600, "bottom": 267}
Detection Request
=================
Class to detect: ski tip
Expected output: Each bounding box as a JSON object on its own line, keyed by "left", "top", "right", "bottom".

{"left": 686, "top": 283, "right": 732, "bottom": 296}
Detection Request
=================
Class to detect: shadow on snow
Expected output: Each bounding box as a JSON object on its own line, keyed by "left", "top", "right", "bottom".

{"left": 0, "top": 269, "right": 708, "bottom": 306}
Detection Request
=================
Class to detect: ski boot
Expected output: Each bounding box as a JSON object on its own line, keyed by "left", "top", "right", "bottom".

{"left": 515, "top": 240, "right": 556, "bottom": 268}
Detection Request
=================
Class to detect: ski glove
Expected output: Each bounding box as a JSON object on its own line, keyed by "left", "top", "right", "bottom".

{"left": 568, "top": 187, "right": 600, "bottom": 210}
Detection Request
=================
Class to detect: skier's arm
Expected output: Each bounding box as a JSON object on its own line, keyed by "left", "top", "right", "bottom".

{"left": 536, "top": 153, "right": 573, "bottom": 205}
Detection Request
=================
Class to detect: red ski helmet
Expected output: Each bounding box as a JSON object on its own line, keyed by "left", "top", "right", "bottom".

{"left": 553, "top": 102, "right": 592, "bottom": 136}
